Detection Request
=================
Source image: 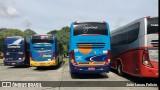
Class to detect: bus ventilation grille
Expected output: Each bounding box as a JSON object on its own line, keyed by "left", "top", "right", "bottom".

{"left": 151, "top": 40, "right": 158, "bottom": 47}
{"left": 78, "top": 62, "right": 89, "bottom": 64}
{"left": 77, "top": 43, "right": 105, "bottom": 48}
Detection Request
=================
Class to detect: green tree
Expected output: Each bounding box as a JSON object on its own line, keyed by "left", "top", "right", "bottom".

{"left": 47, "top": 30, "right": 58, "bottom": 35}
{"left": 0, "top": 28, "right": 7, "bottom": 32}
{"left": 0, "top": 28, "right": 24, "bottom": 51}
{"left": 23, "top": 29, "right": 37, "bottom": 38}
{"left": 47, "top": 26, "right": 70, "bottom": 55}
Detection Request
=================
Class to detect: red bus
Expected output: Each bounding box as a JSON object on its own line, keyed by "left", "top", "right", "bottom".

{"left": 111, "top": 16, "right": 158, "bottom": 78}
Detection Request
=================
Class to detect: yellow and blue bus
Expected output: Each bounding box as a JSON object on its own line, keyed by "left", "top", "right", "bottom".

{"left": 30, "top": 35, "right": 62, "bottom": 67}
{"left": 69, "top": 22, "right": 111, "bottom": 73}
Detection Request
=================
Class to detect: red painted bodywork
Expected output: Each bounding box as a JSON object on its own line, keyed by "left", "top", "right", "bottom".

{"left": 111, "top": 46, "right": 158, "bottom": 78}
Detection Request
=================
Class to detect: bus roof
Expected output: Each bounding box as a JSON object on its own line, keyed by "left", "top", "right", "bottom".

{"left": 32, "top": 34, "right": 53, "bottom": 36}
{"left": 73, "top": 21, "right": 107, "bottom": 24}
{"left": 111, "top": 16, "right": 158, "bottom": 34}
{"left": 31, "top": 34, "right": 55, "bottom": 39}
{"left": 6, "top": 36, "right": 23, "bottom": 38}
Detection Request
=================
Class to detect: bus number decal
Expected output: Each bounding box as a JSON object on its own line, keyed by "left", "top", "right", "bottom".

{"left": 43, "top": 55, "right": 51, "bottom": 58}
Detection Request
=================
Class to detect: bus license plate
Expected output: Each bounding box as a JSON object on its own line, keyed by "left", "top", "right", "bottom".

{"left": 12, "top": 63, "right": 16, "bottom": 65}
{"left": 40, "top": 63, "right": 45, "bottom": 66}
{"left": 88, "top": 67, "right": 95, "bottom": 70}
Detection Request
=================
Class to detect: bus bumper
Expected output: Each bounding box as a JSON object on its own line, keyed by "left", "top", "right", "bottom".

{"left": 4, "top": 60, "right": 25, "bottom": 66}
{"left": 70, "top": 64, "right": 110, "bottom": 73}
{"left": 141, "top": 66, "right": 159, "bottom": 78}
{"left": 30, "top": 60, "right": 57, "bottom": 67}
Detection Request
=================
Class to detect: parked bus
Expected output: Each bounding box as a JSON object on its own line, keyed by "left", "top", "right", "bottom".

{"left": 30, "top": 35, "right": 62, "bottom": 67}
{"left": 69, "top": 22, "right": 111, "bottom": 73}
{"left": 3, "top": 36, "right": 30, "bottom": 66}
{"left": 111, "top": 16, "right": 158, "bottom": 78}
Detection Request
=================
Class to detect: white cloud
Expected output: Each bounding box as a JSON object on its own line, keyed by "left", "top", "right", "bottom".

{"left": 0, "top": 0, "right": 20, "bottom": 18}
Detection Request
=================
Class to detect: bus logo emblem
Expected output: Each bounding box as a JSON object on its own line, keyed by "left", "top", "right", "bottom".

{"left": 83, "top": 24, "right": 98, "bottom": 33}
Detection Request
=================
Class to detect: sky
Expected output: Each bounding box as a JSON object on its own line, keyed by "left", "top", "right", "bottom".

{"left": 0, "top": 0, "right": 158, "bottom": 34}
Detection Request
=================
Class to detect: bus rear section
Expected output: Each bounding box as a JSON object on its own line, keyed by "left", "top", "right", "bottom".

{"left": 140, "top": 17, "right": 159, "bottom": 78}
{"left": 3, "top": 36, "right": 29, "bottom": 66}
{"left": 30, "top": 35, "right": 58, "bottom": 67}
{"left": 110, "top": 16, "right": 158, "bottom": 78}
{"left": 69, "top": 22, "right": 111, "bottom": 73}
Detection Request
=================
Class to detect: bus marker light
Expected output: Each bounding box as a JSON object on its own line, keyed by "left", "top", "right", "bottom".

{"left": 146, "top": 16, "right": 151, "bottom": 19}
{"left": 108, "top": 59, "right": 111, "bottom": 63}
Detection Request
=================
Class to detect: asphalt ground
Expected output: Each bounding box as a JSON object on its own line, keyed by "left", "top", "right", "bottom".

{"left": 0, "top": 58, "right": 158, "bottom": 90}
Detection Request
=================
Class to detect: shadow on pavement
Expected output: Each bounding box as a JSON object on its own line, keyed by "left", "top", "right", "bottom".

{"left": 110, "top": 68, "right": 159, "bottom": 85}
{"left": 71, "top": 73, "right": 109, "bottom": 79}
{"left": 7, "top": 65, "right": 30, "bottom": 69}
{"left": 33, "top": 61, "right": 65, "bottom": 71}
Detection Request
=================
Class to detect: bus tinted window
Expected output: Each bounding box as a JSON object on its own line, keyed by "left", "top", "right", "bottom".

{"left": 111, "top": 22, "right": 140, "bottom": 46}
{"left": 4, "top": 38, "right": 24, "bottom": 52}
{"left": 127, "top": 23, "right": 140, "bottom": 43}
{"left": 32, "top": 36, "right": 53, "bottom": 43}
{"left": 5, "top": 38, "right": 23, "bottom": 45}
{"left": 147, "top": 18, "right": 158, "bottom": 34}
{"left": 74, "top": 23, "right": 108, "bottom": 36}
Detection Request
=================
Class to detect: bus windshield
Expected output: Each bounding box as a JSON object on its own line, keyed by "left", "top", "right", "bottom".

{"left": 74, "top": 23, "right": 108, "bottom": 36}
{"left": 147, "top": 18, "right": 158, "bottom": 34}
{"left": 32, "top": 36, "right": 53, "bottom": 44}
{"left": 4, "top": 38, "right": 24, "bottom": 52}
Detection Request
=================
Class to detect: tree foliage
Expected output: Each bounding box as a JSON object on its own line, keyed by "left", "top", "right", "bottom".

{"left": 47, "top": 30, "right": 57, "bottom": 35}
{"left": 0, "top": 29, "right": 24, "bottom": 51}
{"left": 0, "top": 28, "right": 36, "bottom": 52}
{"left": 23, "top": 29, "right": 37, "bottom": 38}
{"left": 47, "top": 26, "right": 70, "bottom": 54}
{"left": 0, "top": 26, "right": 70, "bottom": 56}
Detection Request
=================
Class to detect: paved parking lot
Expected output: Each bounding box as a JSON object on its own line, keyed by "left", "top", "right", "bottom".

{"left": 0, "top": 58, "right": 158, "bottom": 90}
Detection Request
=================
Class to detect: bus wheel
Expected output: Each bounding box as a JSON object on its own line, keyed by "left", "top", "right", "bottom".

{"left": 58, "top": 57, "right": 60, "bottom": 64}
{"left": 117, "top": 63, "right": 123, "bottom": 76}
{"left": 57, "top": 57, "right": 60, "bottom": 66}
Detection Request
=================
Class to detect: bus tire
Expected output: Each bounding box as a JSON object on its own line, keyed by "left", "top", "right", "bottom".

{"left": 117, "top": 62, "right": 124, "bottom": 76}
{"left": 57, "top": 57, "right": 59, "bottom": 66}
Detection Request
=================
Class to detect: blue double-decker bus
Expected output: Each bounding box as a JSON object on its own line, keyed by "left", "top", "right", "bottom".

{"left": 3, "top": 36, "right": 30, "bottom": 66}
{"left": 30, "top": 35, "right": 62, "bottom": 67}
{"left": 69, "top": 22, "right": 111, "bottom": 73}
